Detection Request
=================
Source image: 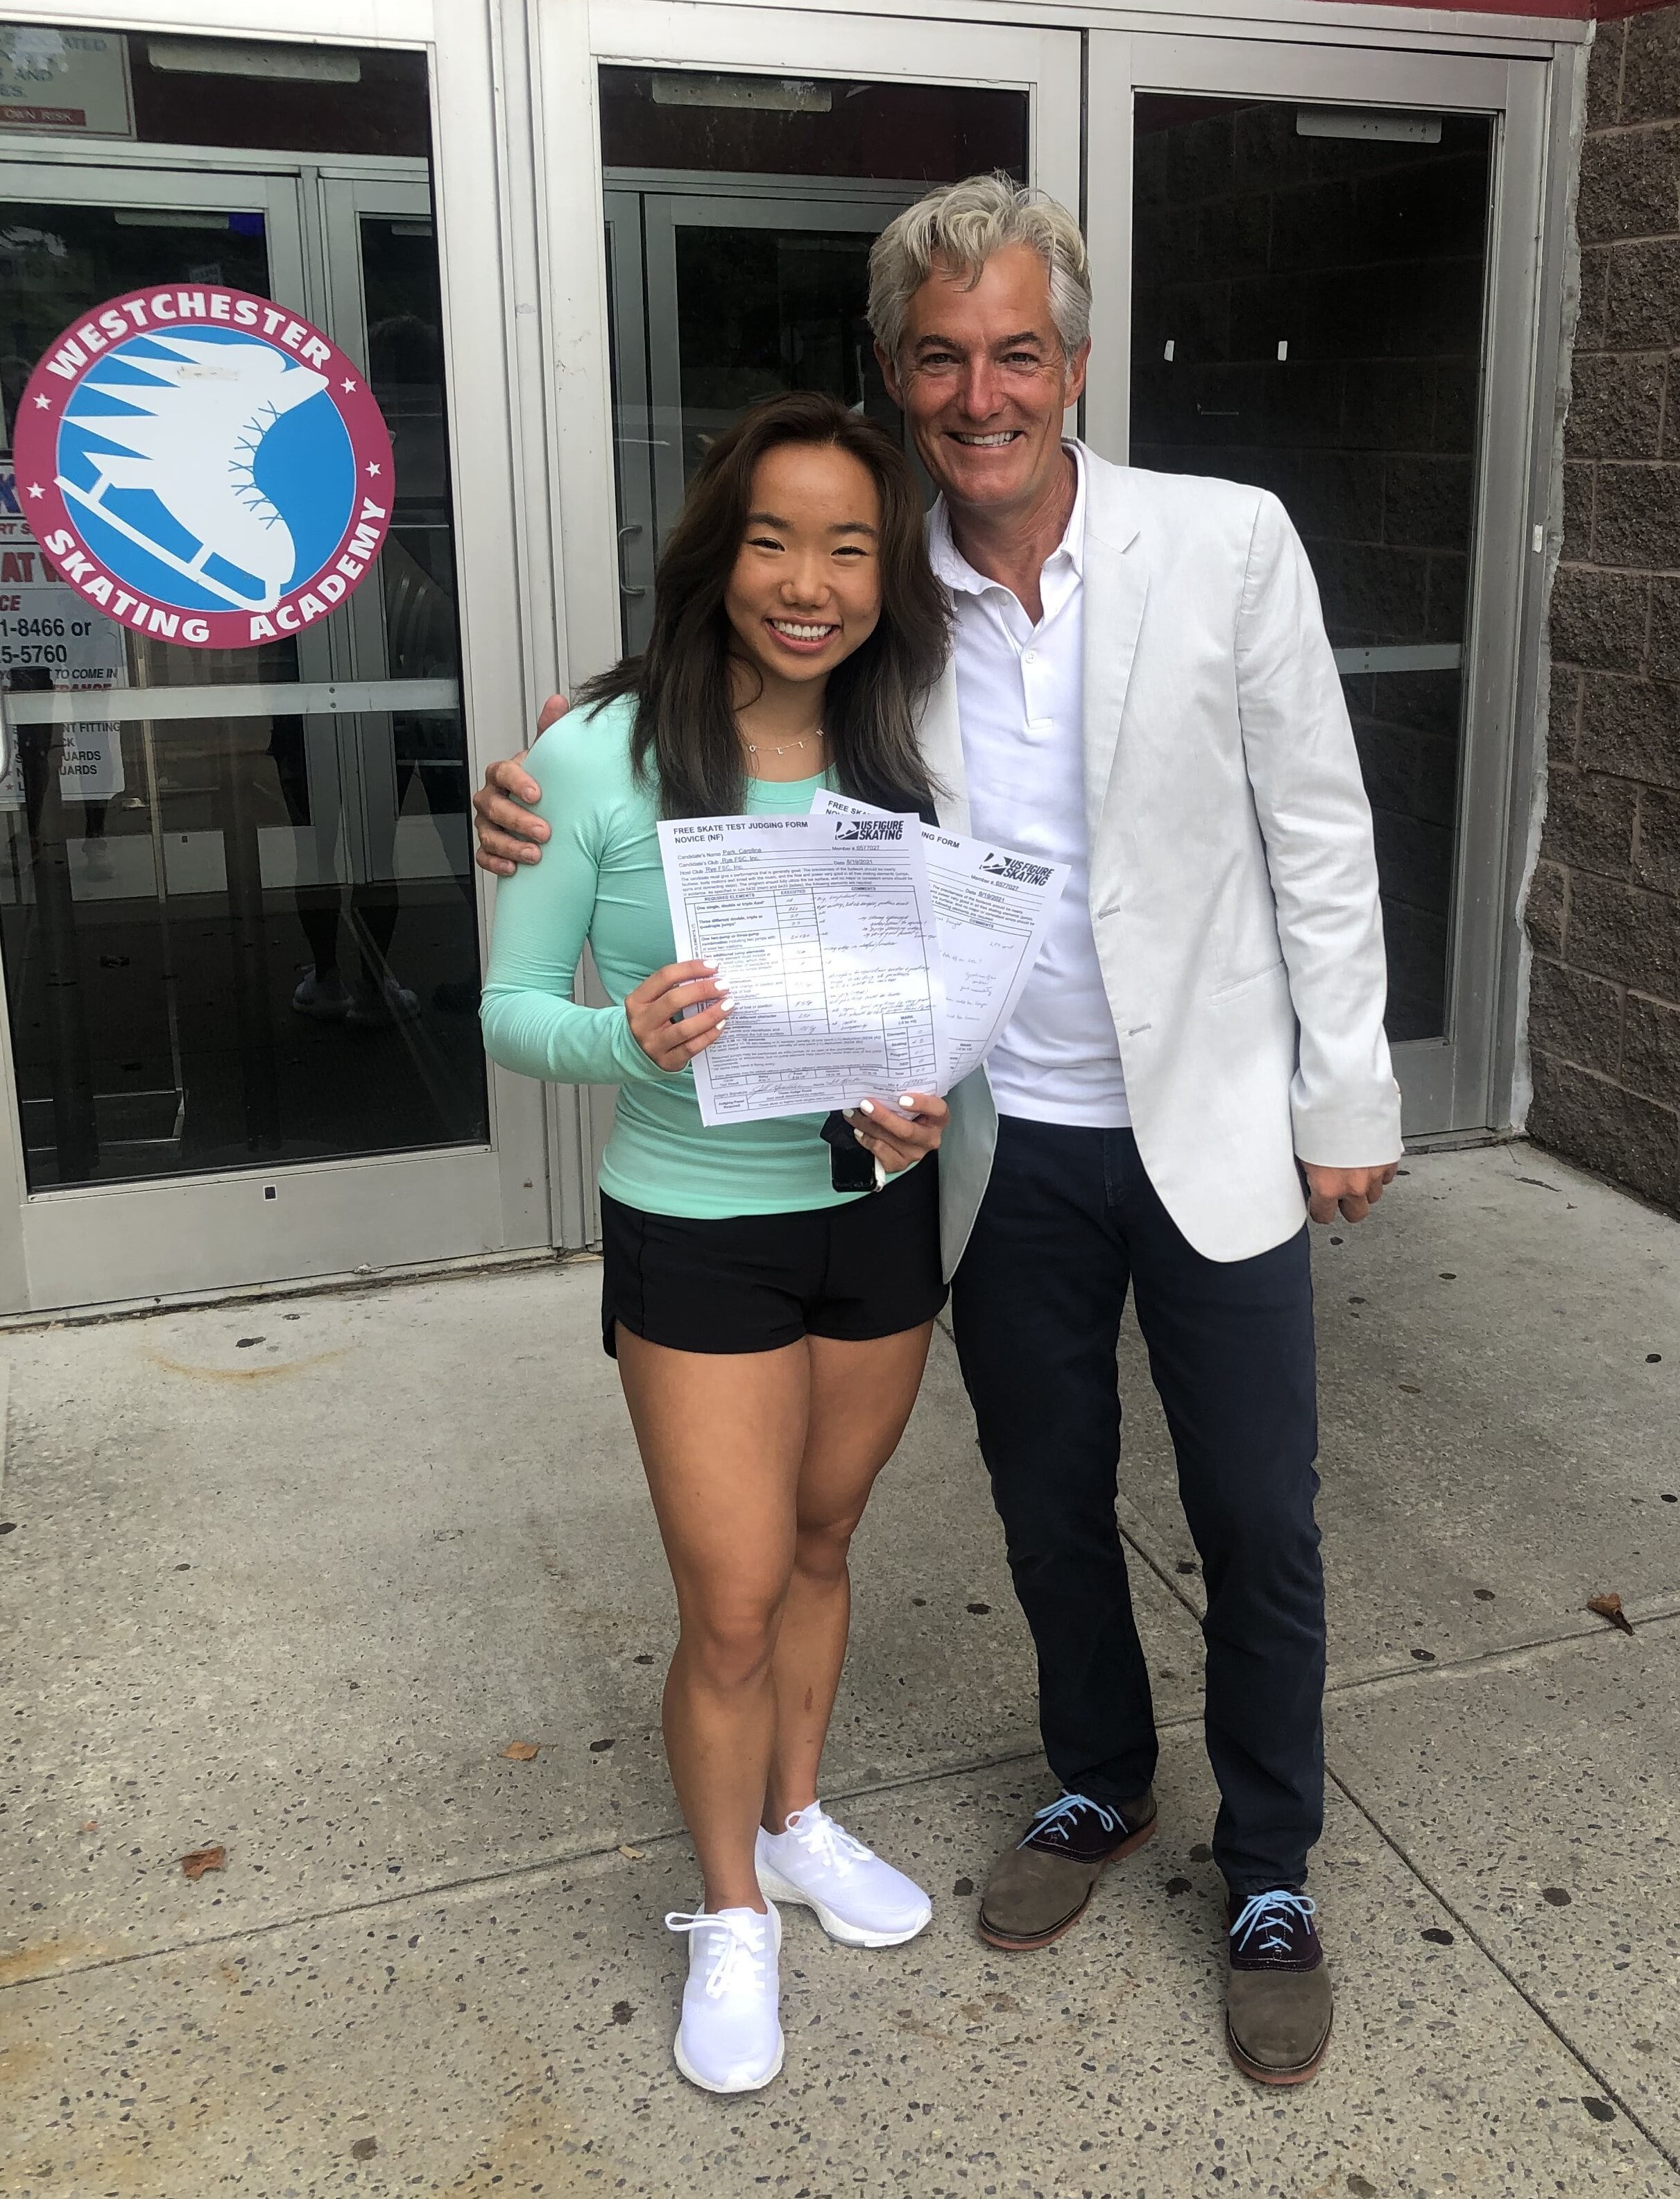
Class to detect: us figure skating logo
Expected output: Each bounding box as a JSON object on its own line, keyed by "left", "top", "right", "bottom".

{"left": 12, "top": 284, "right": 394, "bottom": 650}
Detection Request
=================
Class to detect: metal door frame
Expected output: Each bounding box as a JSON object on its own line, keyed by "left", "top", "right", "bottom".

{"left": 317, "top": 169, "right": 444, "bottom": 897}
{"left": 603, "top": 189, "right": 658, "bottom": 643}
{"left": 0, "top": 6, "right": 551, "bottom": 1312}
{"left": 1086, "top": 31, "right": 1554, "bottom": 1140}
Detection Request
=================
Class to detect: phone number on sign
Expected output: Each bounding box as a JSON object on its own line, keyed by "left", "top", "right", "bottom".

{"left": 0, "top": 616, "right": 97, "bottom": 640}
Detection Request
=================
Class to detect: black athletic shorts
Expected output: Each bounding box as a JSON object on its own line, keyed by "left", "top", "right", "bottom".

{"left": 599, "top": 1156, "right": 947, "bottom": 1356}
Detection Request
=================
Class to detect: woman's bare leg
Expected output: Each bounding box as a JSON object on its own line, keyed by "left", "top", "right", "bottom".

{"left": 762, "top": 1321, "right": 935, "bottom": 1833}
{"left": 615, "top": 1326, "right": 808, "bottom": 1914}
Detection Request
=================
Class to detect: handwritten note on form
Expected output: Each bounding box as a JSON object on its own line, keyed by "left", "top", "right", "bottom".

{"left": 657, "top": 811, "right": 944, "bottom": 1127}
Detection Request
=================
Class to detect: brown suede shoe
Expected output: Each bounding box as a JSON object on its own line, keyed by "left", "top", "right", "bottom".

{"left": 1224, "top": 1890, "right": 1333, "bottom": 2085}
{"left": 978, "top": 1789, "right": 1158, "bottom": 1951}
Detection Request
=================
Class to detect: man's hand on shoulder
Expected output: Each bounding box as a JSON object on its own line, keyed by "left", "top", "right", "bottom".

{"left": 472, "top": 690, "right": 569, "bottom": 876}
{"left": 1301, "top": 1161, "right": 1398, "bottom": 1226}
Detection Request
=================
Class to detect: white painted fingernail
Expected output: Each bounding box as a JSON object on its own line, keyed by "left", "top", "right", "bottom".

{"left": 859, "top": 1099, "right": 875, "bottom": 1115}
{"left": 898, "top": 1095, "right": 916, "bottom": 1109}
{"left": 719, "top": 1000, "right": 735, "bottom": 1013}
{"left": 702, "top": 959, "right": 719, "bottom": 970}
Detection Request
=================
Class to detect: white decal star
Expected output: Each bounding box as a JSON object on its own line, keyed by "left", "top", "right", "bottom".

{"left": 366, "top": 461, "right": 382, "bottom": 476}
{"left": 33, "top": 393, "right": 51, "bottom": 409}
{"left": 26, "top": 483, "right": 44, "bottom": 499}
{"left": 341, "top": 377, "right": 358, "bottom": 393}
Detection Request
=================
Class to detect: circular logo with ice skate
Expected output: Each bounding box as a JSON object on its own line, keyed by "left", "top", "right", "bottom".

{"left": 13, "top": 284, "right": 393, "bottom": 650}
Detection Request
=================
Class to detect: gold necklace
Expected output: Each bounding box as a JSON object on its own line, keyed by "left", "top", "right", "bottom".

{"left": 743, "top": 728, "right": 827, "bottom": 760}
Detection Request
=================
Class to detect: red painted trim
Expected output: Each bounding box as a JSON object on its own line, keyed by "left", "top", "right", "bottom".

{"left": 1309, "top": 0, "right": 1590, "bottom": 15}
{"left": 1310, "top": 0, "right": 1671, "bottom": 17}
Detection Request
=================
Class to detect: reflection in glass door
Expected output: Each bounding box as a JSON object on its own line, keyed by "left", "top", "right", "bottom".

{"left": 0, "top": 157, "right": 486, "bottom": 1191}
{"left": 0, "top": 178, "right": 302, "bottom": 1188}
{"left": 1129, "top": 95, "right": 1493, "bottom": 1050}
{"left": 608, "top": 182, "right": 930, "bottom": 651}
{"left": 599, "top": 66, "right": 1032, "bottom": 651}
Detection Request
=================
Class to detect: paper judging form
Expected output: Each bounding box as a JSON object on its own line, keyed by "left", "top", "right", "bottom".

{"left": 656, "top": 810, "right": 945, "bottom": 1127}
{"left": 812, "top": 790, "right": 1070, "bottom": 1090}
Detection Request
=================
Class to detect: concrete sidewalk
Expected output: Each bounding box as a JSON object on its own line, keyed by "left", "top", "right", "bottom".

{"left": 1, "top": 1141, "right": 1676, "bottom": 2198}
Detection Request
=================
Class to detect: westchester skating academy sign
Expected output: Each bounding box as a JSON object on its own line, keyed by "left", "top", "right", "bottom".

{"left": 12, "top": 284, "right": 393, "bottom": 650}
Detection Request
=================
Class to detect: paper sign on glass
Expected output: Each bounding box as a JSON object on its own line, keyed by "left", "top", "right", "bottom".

{"left": 811, "top": 789, "right": 1070, "bottom": 1090}
{"left": 657, "top": 810, "right": 944, "bottom": 1127}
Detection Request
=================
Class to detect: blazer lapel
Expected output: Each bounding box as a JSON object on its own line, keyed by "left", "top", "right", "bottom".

{"left": 918, "top": 659, "right": 968, "bottom": 835}
{"left": 1077, "top": 448, "right": 1147, "bottom": 845}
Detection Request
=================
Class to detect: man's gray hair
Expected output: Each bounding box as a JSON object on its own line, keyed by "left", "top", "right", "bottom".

{"left": 867, "top": 173, "right": 1092, "bottom": 366}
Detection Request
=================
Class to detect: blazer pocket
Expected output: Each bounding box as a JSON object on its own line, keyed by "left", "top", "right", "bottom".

{"left": 1208, "top": 956, "right": 1287, "bottom": 1004}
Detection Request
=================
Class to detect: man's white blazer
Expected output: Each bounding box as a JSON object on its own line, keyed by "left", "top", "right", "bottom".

{"left": 925, "top": 445, "right": 1402, "bottom": 1278}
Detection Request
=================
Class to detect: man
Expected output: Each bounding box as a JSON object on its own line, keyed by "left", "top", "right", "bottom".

{"left": 472, "top": 176, "right": 1399, "bottom": 2086}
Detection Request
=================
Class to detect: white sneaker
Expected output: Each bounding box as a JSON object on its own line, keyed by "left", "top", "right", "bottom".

{"left": 665, "top": 1904, "right": 783, "bottom": 2094}
{"left": 291, "top": 970, "right": 352, "bottom": 1021}
{"left": 755, "top": 1804, "right": 933, "bottom": 1948}
{"left": 347, "top": 975, "right": 420, "bottom": 1027}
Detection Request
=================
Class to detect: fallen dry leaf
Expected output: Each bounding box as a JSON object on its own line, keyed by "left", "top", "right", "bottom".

{"left": 181, "top": 1845, "right": 226, "bottom": 1879}
{"left": 1586, "top": 1592, "right": 1635, "bottom": 1636}
{"left": 502, "top": 1741, "right": 540, "bottom": 1761}
{"left": 617, "top": 1845, "right": 646, "bottom": 1861}
{"left": 79, "top": 1820, "right": 98, "bottom": 1833}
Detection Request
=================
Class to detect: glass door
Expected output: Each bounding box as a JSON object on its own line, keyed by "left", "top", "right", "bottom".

{"left": 1086, "top": 35, "right": 1551, "bottom": 1138}
{"left": 0, "top": 164, "right": 306, "bottom": 1195}
{"left": 544, "top": 7, "right": 1080, "bottom": 1239}
{"left": 572, "top": 8, "right": 1081, "bottom": 667}
{"left": 594, "top": 26, "right": 1079, "bottom": 647}
{"left": 0, "top": 24, "right": 545, "bottom": 1311}
{"left": 606, "top": 175, "right": 933, "bottom": 653}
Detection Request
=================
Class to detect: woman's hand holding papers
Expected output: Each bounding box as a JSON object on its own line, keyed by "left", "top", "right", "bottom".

{"left": 626, "top": 960, "right": 734, "bottom": 1070}
{"left": 846, "top": 1092, "right": 949, "bottom": 1174}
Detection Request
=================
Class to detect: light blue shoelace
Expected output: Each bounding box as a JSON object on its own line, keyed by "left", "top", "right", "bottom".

{"left": 1020, "top": 1791, "right": 1124, "bottom": 1848}
{"left": 1230, "top": 1889, "right": 1317, "bottom": 1956}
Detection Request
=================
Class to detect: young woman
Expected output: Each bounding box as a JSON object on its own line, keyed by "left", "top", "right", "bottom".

{"left": 480, "top": 393, "right": 952, "bottom": 2096}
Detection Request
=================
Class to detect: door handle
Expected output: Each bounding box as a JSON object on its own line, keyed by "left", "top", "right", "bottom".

{"left": 618, "top": 522, "right": 648, "bottom": 599}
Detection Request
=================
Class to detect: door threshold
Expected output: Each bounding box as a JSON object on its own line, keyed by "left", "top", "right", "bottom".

{"left": 1402, "top": 1128, "right": 1516, "bottom": 1155}
{"left": 0, "top": 1244, "right": 597, "bottom": 1335}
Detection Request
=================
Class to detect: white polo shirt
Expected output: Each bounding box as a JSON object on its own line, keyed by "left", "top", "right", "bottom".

{"left": 927, "top": 444, "right": 1131, "bottom": 1129}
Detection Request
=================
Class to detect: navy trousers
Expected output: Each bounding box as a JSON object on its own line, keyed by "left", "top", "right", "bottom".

{"left": 950, "top": 1117, "right": 1325, "bottom": 1899}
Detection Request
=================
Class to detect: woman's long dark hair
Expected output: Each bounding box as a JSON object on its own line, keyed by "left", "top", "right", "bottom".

{"left": 577, "top": 391, "right": 949, "bottom": 819}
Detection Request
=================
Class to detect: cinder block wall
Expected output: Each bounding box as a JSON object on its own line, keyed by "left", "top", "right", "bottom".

{"left": 1530, "top": 8, "right": 1680, "bottom": 1212}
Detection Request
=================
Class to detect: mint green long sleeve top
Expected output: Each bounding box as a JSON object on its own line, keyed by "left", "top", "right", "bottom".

{"left": 479, "top": 694, "right": 864, "bottom": 1220}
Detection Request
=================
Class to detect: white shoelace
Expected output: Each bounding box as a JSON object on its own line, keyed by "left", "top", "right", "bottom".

{"left": 1020, "top": 1791, "right": 1123, "bottom": 1847}
{"left": 1230, "top": 1890, "right": 1317, "bottom": 1957}
{"left": 780, "top": 1803, "right": 874, "bottom": 1876}
{"left": 665, "top": 1909, "right": 769, "bottom": 1999}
